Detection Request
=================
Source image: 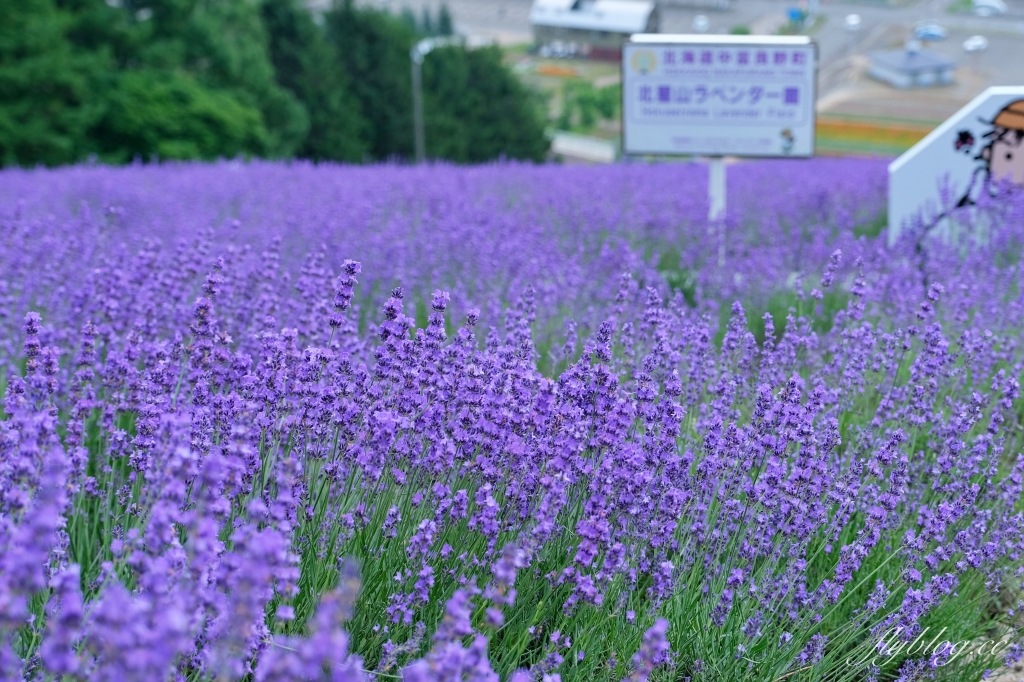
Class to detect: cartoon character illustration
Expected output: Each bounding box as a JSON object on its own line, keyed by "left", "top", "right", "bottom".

{"left": 954, "top": 99, "right": 1024, "bottom": 207}
{"left": 987, "top": 99, "right": 1024, "bottom": 184}
{"left": 780, "top": 129, "right": 794, "bottom": 155}
{"left": 955, "top": 129, "right": 974, "bottom": 152}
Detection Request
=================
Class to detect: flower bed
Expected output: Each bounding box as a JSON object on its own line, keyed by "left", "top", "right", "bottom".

{"left": 1, "top": 159, "right": 1023, "bottom": 681}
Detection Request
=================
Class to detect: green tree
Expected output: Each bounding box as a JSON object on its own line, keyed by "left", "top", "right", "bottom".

{"left": 91, "top": 69, "right": 267, "bottom": 162}
{"left": 2, "top": 0, "right": 547, "bottom": 167}
{"left": 55, "top": 0, "right": 137, "bottom": 69}
{"left": 0, "top": 0, "right": 104, "bottom": 166}
{"left": 420, "top": 6, "right": 433, "bottom": 35}
{"left": 326, "top": 2, "right": 546, "bottom": 163}
{"left": 325, "top": 1, "right": 417, "bottom": 160}
{"left": 399, "top": 7, "right": 418, "bottom": 34}
{"left": 166, "top": 0, "right": 309, "bottom": 157}
{"left": 557, "top": 81, "right": 619, "bottom": 134}
{"left": 596, "top": 83, "right": 620, "bottom": 120}
{"left": 436, "top": 3, "right": 454, "bottom": 36}
{"left": 422, "top": 45, "right": 548, "bottom": 162}
{"left": 61, "top": 0, "right": 308, "bottom": 160}
{"left": 262, "top": 0, "right": 367, "bottom": 162}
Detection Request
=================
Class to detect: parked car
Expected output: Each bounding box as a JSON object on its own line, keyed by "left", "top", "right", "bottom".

{"left": 538, "top": 41, "right": 578, "bottom": 59}
{"left": 972, "top": 0, "right": 1008, "bottom": 16}
{"left": 962, "top": 34, "right": 989, "bottom": 52}
{"left": 913, "top": 22, "right": 948, "bottom": 41}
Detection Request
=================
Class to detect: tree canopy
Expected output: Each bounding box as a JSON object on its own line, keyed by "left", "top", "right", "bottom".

{"left": 0, "top": 0, "right": 104, "bottom": 166}
{"left": 0, "top": 0, "right": 548, "bottom": 167}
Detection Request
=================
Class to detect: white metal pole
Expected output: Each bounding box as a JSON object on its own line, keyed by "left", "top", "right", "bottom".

{"left": 708, "top": 156, "right": 726, "bottom": 266}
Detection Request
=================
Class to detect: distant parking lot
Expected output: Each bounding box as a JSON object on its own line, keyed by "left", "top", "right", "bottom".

{"left": 362, "top": 0, "right": 1024, "bottom": 130}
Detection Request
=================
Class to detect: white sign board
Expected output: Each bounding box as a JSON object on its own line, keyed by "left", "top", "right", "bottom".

{"left": 888, "top": 87, "right": 1024, "bottom": 246}
{"left": 622, "top": 35, "right": 817, "bottom": 157}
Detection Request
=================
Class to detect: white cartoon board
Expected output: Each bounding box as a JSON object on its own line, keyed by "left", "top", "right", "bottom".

{"left": 888, "top": 86, "right": 1024, "bottom": 246}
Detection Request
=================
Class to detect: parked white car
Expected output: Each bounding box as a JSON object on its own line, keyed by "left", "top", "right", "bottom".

{"left": 973, "top": 0, "right": 1008, "bottom": 16}
{"left": 538, "top": 41, "right": 578, "bottom": 59}
{"left": 962, "top": 35, "right": 989, "bottom": 52}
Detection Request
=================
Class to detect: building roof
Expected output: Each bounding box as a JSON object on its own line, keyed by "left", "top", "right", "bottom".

{"left": 529, "top": 0, "right": 656, "bottom": 34}
{"left": 869, "top": 48, "right": 955, "bottom": 73}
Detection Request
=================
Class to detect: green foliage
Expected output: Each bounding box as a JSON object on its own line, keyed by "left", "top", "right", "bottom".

{"left": 422, "top": 45, "right": 549, "bottom": 162}
{"left": 91, "top": 69, "right": 267, "bottom": 162}
{"left": 656, "top": 247, "right": 698, "bottom": 308}
{"left": 654, "top": 244, "right": 855, "bottom": 349}
{"left": 420, "top": 6, "right": 434, "bottom": 35}
{"left": 437, "top": 3, "right": 454, "bottom": 36}
{"left": 72, "top": 0, "right": 308, "bottom": 158}
{"left": 400, "top": 7, "right": 418, "bottom": 33}
{"left": 3, "top": 0, "right": 307, "bottom": 166}
{"left": 0, "top": 0, "right": 104, "bottom": 166}
{"left": 383, "top": 3, "right": 452, "bottom": 38}
{"left": 3, "top": 0, "right": 547, "bottom": 166}
{"left": 745, "top": 289, "right": 850, "bottom": 346}
{"left": 141, "top": 0, "right": 309, "bottom": 157}
{"left": 262, "top": 0, "right": 367, "bottom": 162}
{"left": 325, "top": 2, "right": 417, "bottom": 160}
{"left": 56, "top": 0, "right": 137, "bottom": 65}
{"left": 854, "top": 213, "right": 887, "bottom": 239}
{"left": 327, "top": 3, "right": 547, "bottom": 163}
{"left": 729, "top": 25, "right": 752, "bottom": 35}
{"left": 556, "top": 81, "right": 620, "bottom": 134}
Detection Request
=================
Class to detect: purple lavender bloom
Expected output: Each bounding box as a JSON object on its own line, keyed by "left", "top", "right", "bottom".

{"left": 629, "top": 619, "right": 671, "bottom": 681}
{"left": 3, "top": 157, "right": 1024, "bottom": 682}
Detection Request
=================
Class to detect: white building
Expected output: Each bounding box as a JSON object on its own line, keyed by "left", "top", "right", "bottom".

{"left": 868, "top": 47, "right": 956, "bottom": 89}
{"left": 529, "top": 0, "right": 659, "bottom": 60}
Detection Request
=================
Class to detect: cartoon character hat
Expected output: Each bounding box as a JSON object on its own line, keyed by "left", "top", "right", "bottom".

{"left": 993, "top": 100, "right": 1024, "bottom": 130}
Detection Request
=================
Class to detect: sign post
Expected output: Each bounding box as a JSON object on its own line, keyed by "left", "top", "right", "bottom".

{"left": 622, "top": 35, "right": 817, "bottom": 264}
{"left": 709, "top": 156, "right": 726, "bottom": 265}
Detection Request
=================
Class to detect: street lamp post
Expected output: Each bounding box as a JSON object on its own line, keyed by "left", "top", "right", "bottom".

{"left": 843, "top": 14, "right": 861, "bottom": 58}
{"left": 410, "top": 37, "right": 462, "bottom": 163}
{"left": 963, "top": 35, "right": 988, "bottom": 75}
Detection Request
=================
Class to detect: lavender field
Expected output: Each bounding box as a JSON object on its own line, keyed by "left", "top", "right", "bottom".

{"left": 2, "top": 158, "right": 1024, "bottom": 682}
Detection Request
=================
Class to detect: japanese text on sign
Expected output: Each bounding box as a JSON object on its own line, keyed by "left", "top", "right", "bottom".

{"left": 622, "top": 39, "right": 817, "bottom": 158}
